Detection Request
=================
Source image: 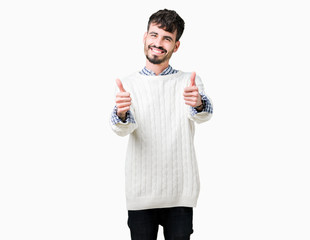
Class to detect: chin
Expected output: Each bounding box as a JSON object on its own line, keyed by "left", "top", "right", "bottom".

{"left": 147, "top": 54, "right": 166, "bottom": 65}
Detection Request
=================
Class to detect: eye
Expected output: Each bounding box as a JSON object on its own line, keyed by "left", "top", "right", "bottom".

{"left": 165, "top": 37, "right": 172, "bottom": 42}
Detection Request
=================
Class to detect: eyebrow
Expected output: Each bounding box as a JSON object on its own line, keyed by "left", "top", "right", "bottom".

{"left": 164, "top": 36, "right": 173, "bottom": 41}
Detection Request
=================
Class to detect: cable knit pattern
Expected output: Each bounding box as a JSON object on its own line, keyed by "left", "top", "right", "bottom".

{"left": 110, "top": 71, "right": 213, "bottom": 210}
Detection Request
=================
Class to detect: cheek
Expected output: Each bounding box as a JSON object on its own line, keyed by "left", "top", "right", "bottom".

{"left": 145, "top": 40, "right": 153, "bottom": 48}
{"left": 169, "top": 44, "right": 177, "bottom": 53}
{"left": 145, "top": 36, "right": 155, "bottom": 45}
{"left": 144, "top": 39, "right": 151, "bottom": 49}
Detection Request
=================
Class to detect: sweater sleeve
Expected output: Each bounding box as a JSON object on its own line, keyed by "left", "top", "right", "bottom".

{"left": 187, "top": 75, "right": 213, "bottom": 123}
{"left": 110, "top": 106, "right": 138, "bottom": 137}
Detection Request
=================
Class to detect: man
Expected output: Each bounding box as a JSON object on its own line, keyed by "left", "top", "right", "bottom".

{"left": 110, "top": 9, "right": 213, "bottom": 240}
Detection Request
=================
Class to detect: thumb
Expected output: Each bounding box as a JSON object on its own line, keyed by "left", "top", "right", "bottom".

{"left": 116, "top": 78, "right": 126, "bottom": 92}
{"left": 190, "top": 72, "right": 196, "bottom": 87}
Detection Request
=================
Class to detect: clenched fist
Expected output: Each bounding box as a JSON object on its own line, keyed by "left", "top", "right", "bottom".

{"left": 183, "top": 72, "right": 203, "bottom": 109}
{"left": 115, "top": 79, "right": 132, "bottom": 121}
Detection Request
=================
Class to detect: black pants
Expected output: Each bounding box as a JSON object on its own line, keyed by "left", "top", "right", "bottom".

{"left": 127, "top": 207, "right": 193, "bottom": 240}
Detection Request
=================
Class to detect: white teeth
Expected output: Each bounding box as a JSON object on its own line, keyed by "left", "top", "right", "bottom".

{"left": 152, "top": 48, "right": 162, "bottom": 54}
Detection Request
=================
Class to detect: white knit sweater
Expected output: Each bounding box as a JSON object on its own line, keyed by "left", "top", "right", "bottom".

{"left": 111, "top": 71, "right": 212, "bottom": 210}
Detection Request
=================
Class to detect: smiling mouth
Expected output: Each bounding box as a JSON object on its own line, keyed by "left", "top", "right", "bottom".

{"left": 149, "top": 46, "right": 166, "bottom": 55}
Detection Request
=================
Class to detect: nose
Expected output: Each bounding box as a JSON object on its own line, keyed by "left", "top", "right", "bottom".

{"left": 153, "top": 37, "right": 163, "bottom": 47}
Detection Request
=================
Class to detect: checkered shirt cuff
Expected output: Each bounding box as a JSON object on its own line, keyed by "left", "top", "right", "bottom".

{"left": 111, "top": 106, "right": 136, "bottom": 125}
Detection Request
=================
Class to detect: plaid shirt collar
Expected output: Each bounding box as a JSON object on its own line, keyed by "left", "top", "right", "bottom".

{"left": 139, "top": 65, "right": 178, "bottom": 76}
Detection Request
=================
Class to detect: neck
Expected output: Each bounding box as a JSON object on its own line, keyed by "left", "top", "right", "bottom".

{"left": 145, "top": 60, "right": 169, "bottom": 76}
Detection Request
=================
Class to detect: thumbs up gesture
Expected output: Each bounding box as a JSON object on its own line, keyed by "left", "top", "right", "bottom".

{"left": 183, "top": 72, "right": 202, "bottom": 108}
{"left": 115, "top": 79, "right": 132, "bottom": 121}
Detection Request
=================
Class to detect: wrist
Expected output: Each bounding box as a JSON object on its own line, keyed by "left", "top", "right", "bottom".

{"left": 117, "top": 112, "right": 127, "bottom": 122}
{"left": 195, "top": 103, "right": 204, "bottom": 112}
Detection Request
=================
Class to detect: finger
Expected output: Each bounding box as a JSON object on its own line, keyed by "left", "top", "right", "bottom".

{"left": 183, "top": 91, "right": 199, "bottom": 97}
{"left": 184, "top": 86, "right": 198, "bottom": 93}
{"left": 116, "top": 78, "right": 126, "bottom": 92}
{"left": 116, "top": 102, "right": 131, "bottom": 108}
{"left": 116, "top": 97, "right": 131, "bottom": 103}
{"left": 116, "top": 92, "right": 130, "bottom": 98}
{"left": 117, "top": 106, "right": 130, "bottom": 114}
{"left": 184, "top": 97, "right": 197, "bottom": 102}
{"left": 190, "top": 72, "right": 196, "bottom": 87}
{"left": 184, "top": 101, "right": 196, "bottom": 107}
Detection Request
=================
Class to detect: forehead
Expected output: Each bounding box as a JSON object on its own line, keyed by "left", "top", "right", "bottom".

{"left": 148, "top": 23, "right": 177, "bottom": 39}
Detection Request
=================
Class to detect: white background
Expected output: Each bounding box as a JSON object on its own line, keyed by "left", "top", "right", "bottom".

{"left": 1, "top": 0, "right": 309, "bottom": 239}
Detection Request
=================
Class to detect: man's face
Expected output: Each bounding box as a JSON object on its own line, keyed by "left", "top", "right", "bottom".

{"left": 143, "top": 23, "right": 180, "bottom": 65}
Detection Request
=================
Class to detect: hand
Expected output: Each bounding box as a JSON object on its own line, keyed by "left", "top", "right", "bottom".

{"left": 115, "top": 79, "right": 131, "bottom": 121}
{"left": 183, "top": 72, "right": 202, "bottom": 108}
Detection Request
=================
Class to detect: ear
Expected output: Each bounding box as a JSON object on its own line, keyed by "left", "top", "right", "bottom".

{"left": 143, "top": 32, "right": 147, "bottom": 43}
{"left": 173, "top": 41, "right": 180, "bottom": 53}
